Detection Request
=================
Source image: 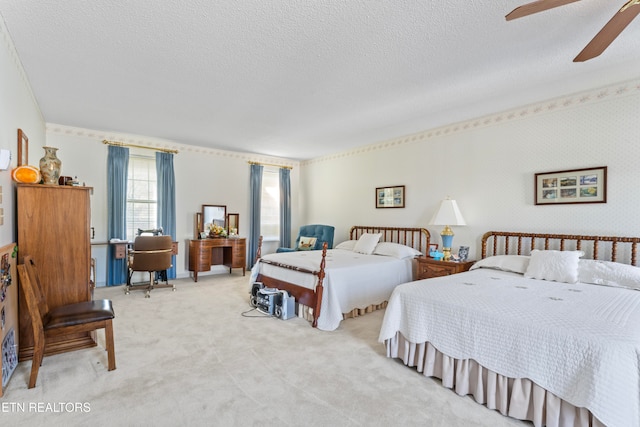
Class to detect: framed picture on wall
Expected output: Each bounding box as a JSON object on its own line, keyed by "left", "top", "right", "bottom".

{"left": 17, "top": 129, "right": 28, "bottom": 166}
{"left": 535, "top": 166, "right": 607, "bottom": 205}
{"left": 376, "top": 185, "right": 405, "bottom": 208}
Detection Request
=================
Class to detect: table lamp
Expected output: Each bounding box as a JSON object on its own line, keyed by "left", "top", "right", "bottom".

{"left": 429, "top": 197, "right": 466, "bottom": 261}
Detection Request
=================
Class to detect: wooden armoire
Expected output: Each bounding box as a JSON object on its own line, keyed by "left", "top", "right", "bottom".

{"left": 17, "top": 183, "right": 95, "bottom": 360}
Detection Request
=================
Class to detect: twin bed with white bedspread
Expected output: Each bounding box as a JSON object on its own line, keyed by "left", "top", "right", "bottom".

{"left": 253, "top": 248, "right": 414, "bottom": 330}
{"left": 251, "top": 226, "right": 429, "bottom": 331}
{"left": 379, "top": 231, "right": 640, "bottom": 427}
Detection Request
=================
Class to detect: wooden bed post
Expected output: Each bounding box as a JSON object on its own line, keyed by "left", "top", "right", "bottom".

{"left": 312, "top": 242, "right": 328, "bottom": 328}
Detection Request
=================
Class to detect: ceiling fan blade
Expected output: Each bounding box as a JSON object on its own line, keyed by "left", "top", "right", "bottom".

{"left": 574, "top": 1, "right": 640, "bottom": 62}
{"left": 506, "top": 0, "right": 581, "bottom": 21}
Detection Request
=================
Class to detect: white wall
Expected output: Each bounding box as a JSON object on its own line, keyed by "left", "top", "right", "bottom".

{"left": 44, "top": 127, "right": 300, "bottom": 285}
{"left": 301, "top": 79, "right": 640, "bottom": 260}
{"left": 0, "top": 18, "right": 45, "bottom": 246}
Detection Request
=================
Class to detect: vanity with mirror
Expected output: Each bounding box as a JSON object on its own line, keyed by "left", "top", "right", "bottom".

{"left": 189, "top": 204, "right": 246, "bottom": 281}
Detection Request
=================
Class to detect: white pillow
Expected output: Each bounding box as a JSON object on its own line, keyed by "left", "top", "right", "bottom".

{"left": 352, "top": 233, "right": 382, "bottom": 255}
{"left": 373, "top": 242, "right": 422, "bottom": 259}
{"left": 469, "top": 255, "right": 530, "bottom": 274}
{"left": 578, "top": 259, "right": 640, "bottom": 291}
{"left": 524, "top": 249, "right": 584, "bottom": 284}
{"left": 334, "top": 240, "right": 357, "bottom": 251}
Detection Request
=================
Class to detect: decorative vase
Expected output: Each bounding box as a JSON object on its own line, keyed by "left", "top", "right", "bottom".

{"left": 39, "top": 146, "right": 62, "bottom": 185}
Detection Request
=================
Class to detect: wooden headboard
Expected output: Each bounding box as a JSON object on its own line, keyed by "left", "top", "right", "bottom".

{"left": 350, "top": 226, "right": 430, "bottom": 255}
{"left": 482, "top": 231, "right": 640, "bottom": 266}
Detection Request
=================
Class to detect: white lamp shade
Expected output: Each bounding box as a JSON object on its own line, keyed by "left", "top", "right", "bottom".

{"left": 429, "top": 198, "right": 466, "bottom": 226}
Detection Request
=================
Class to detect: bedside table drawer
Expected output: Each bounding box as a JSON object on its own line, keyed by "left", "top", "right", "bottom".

{"left": 416, "top": 257, "right": 475, "bottom": 280}
{"left": 418, "top": 263, "right": 451, "bottom": 279}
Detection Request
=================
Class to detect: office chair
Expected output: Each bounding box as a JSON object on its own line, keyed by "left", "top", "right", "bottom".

{"left": 136, "top": 228, "right": 170, "bottom": 283}
{"left": 17, "top": 256, "right": 116, "bottom": 389}
{"left": 126, "top": 235, "right": 174, "bottom": 297}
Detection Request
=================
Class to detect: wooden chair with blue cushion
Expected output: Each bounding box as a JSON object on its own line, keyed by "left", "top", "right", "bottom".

{"left": 277, "top": 224, "right": 335, "bottom": 253}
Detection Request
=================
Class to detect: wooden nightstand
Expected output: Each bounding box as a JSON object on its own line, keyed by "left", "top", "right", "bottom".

{"left": 416, "top": 257, "right": 475, "bottom": 280}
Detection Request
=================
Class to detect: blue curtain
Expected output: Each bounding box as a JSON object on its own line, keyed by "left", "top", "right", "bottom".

{"left": 156, "top": 152, "right": 177, "bottom": 279}
{"left": 107, "top": 145, "right": 129, "bottom": 286}
{"left": 249, "top": 164, "right": 263, "bottom": 268}
{"left": 279, "top": 168, "right": 291, "bottom": 249}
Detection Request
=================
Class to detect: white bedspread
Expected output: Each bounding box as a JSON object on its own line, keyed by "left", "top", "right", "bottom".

{"left": 250, "top": 249, "right": 413, "bottom": 331}
{"left": 378, "top": 269, "right": 640, "bottom": 427}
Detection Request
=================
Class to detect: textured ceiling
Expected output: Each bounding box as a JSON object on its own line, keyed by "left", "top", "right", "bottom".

{"left": 1, "top": 1, "right": 639, "bottom": 160}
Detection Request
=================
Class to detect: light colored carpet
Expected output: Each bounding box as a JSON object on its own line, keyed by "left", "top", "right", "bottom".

{"left": 2, "top": 273, "right": 528, "bottom": 426}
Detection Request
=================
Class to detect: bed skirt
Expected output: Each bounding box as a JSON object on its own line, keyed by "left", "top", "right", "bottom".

{"left": 385, "top": 332, "right": 605, "bottom": 427}
{"left": 342, "top": 301, "right": 387, "bottom": 319}
{"left": 297, "top": 302, "right": 388, "bottom": 323}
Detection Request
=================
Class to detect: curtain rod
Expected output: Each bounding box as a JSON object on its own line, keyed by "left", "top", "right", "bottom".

{"left": 248, "top": 161, "right": 293, "bottom": 170}
{"left": 102, "top": 140, "right": 178, "bottom": 154}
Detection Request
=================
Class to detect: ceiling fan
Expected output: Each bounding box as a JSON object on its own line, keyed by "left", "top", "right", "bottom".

{"left": 506, "top": 0, "right": 640, "bottom": 62}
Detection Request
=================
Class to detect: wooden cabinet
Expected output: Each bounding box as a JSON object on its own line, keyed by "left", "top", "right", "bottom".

{"left": 17, "top": 184, "right": 94, "bottom": 360}
{"left": 189, "top": 238, "right": 246, "bottom": 281}
{"left": 416, "top": 257, "right": 475, "bottom": 280}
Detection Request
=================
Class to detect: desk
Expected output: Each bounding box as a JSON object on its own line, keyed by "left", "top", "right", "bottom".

{"left": 189, "top": 238, "right": 246, "bottom": 281}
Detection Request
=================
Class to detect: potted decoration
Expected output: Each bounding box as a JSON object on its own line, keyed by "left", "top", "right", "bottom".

{"left": 209, "top": 224, "right": 227, "bottom": 238}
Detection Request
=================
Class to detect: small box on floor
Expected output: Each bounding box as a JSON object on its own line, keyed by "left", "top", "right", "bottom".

{"left": 275, "top": 290, "right": 295, "bottom": 320}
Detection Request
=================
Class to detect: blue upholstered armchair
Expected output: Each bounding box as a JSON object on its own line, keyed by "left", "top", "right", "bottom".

{"left": 277, "top": 224, "right": 335, "bottom": 253}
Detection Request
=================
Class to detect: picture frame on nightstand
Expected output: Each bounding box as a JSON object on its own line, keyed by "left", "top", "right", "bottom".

{"left": 458, "top": 246, "right": 469, "bottom": 261}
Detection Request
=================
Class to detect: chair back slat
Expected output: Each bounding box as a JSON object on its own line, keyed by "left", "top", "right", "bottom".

{"left": 17, "top": 256, "right": 47, "bottom": 349}
{"left": 20, "top": 256, "right": 50, "bottom": 320}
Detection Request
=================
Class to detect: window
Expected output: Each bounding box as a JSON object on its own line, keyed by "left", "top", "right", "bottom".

{"left": 261, "top": 168, "right": 280, "bottom": 240}
{"left": 126, "top": 154, "right": 157, "bottom": 241}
